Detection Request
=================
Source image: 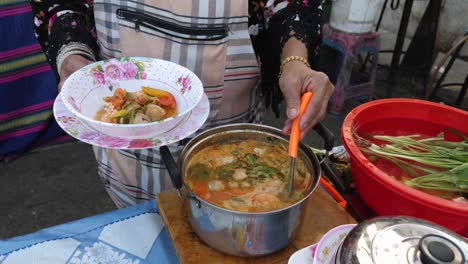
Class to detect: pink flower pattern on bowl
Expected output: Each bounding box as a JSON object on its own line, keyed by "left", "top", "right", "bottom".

{"left": 91, "top": 68, "right": 106, "bottom": 85}
{"left": 78, "top": 131, "right": 129, "bottom": 148}
{"left": 90, "top": 58, "right": 146, "bottom": 88}
{"left": 128, "top": 139, "right": 156, "bottom": 149}
{"left": 177, "top": 75, "right": 192, "bottom": 94}
{"left": 57, "top": 116, "right": 78, "bottom": 124}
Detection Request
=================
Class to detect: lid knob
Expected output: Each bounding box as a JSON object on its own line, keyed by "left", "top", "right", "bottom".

{"left": 419, "top": 235, "right": 465, "bottom": 264}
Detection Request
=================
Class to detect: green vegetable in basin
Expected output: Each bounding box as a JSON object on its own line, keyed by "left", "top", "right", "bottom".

{"left": 404, "top": 163, "right": 468, "bottom": 193}
{"left": 356, "top": 130, "right": 468, "bottom": 201}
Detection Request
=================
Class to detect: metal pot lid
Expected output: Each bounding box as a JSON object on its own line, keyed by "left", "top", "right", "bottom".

{"left": 335, "top": 216, "right": 468, "bottom": 264}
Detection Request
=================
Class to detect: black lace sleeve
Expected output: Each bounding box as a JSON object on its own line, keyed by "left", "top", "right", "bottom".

{"left": 30, "top": 0, "right": 98, "bottom": 76}
{"left": 250, "top": 0, "right": 323, "bottom": 117}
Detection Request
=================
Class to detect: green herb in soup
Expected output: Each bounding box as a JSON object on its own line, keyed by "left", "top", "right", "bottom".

{"left": 186, "top": 139, "right": 312, "bottom": 212}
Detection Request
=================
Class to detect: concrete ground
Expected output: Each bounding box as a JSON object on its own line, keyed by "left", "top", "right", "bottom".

{"left": 1, "top": 29, "right": 467, "bottom": 239}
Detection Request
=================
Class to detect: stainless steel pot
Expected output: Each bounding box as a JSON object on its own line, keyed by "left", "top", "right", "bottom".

{"left": 160, "top": 123, "right": 333, "bottom": 257}
{"left": 334, "top": 216, "right": 468, "bottom": 264}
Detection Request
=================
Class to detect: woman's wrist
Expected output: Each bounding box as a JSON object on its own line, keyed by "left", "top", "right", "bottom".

{"left": 45, "top": 10, "right": 98, "bottom": 76}
{"left": 279, "top": 37, "right": 310, "bottom": 77}
{"left": 281, "top": 37, "right": 308, "bottom": 60}
{"left": 279, "top": 55, "right": 310, "bottom": 78}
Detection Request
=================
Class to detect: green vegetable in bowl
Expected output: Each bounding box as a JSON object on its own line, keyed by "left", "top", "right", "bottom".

{"left": 404, "top": 163, "right": 468, "bottom": 193}
{"left": 356, "top": 130, "right": 468, "bottom": 201}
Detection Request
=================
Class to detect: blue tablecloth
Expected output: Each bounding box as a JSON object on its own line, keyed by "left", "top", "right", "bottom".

{"left": 0, "top": 201, "right": 179, "bottom": 264}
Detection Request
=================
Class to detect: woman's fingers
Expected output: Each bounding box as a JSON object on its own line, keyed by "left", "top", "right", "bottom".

{"left": 299, "top": 72, "right": 333, "bottom": 132}
{"left": 279, "top": 64, "right": 334, "bottom": 138}
{"left": 279, "top": 62, "right": 304, "bottom": 120}
{"left": 282, "top": 119, "right": 293, "bottom": 134}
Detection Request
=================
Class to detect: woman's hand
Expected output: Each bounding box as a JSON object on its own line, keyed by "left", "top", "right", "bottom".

{"left": 279, "top": 60, "right": 335, "bottom": 138}
{"left": 58, "top": 54, "right": 93, "bottom": 91}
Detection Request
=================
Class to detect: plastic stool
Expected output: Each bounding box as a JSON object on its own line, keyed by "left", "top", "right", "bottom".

{"left": 322, "top": 24, "right": 381, "bottom": 114}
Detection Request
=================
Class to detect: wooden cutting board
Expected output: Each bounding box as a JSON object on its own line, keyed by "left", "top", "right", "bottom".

{"left": 156, "top": 187, "right": 356, "bottom": 264}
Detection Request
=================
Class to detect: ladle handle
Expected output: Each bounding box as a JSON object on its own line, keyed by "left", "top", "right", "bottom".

{"left": 160, "top": 145, "right": 183, "bottom": 190}
{"left": 289, "top": 92, "right": 313, "bottom": 158}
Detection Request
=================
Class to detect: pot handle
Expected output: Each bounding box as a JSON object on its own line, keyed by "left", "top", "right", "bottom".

{"left": 313, "top": 122, "right": 335, "bottom": 152}
{"left": 312, "top": 122, "right": 350, "bottom": 194}
{"left": 159, "top": 145, "right": 183, "bottom": 190}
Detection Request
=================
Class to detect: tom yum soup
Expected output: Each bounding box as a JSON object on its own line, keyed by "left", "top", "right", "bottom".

{"left": 185, "top": 139, "right": 313, "bottom": 212}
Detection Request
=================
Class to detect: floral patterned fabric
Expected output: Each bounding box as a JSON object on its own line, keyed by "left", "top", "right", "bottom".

{"left": 30, "top": 0, "right": 98, "bottom": 76}
{"left": 0, "top": 201, "right": 178, "bottom": 264}
{"left": 69, "top": 242, "right": 140, "bottom": 264}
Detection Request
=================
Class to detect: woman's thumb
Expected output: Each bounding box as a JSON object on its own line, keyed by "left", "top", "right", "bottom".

{"left": 283, "top": 88, "right": 301, "bottom": 119}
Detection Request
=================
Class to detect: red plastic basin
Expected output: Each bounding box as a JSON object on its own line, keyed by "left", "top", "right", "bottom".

{"left": 341, "top": 98, "right": 468, "bottom": 236}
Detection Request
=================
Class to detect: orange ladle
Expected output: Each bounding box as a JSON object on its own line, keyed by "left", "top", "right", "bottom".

{"left": 288, "top": 91, "right": 313, "bottom": 197}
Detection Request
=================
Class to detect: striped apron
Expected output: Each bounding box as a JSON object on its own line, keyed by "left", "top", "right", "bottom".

{"left": 92, "top": 0, "right": 262, "bottom": 207}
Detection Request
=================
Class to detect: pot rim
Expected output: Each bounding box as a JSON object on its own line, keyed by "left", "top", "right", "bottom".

{"left": 180, "top": 123, "right": 322, "bottom": 215}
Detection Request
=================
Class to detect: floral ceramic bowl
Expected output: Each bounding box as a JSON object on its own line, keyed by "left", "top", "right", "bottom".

{"left": 60, "top": 57, "right": 204, "bottom": 139}
{"left": 288, "top": 224, "right": 357, "bottom": 264}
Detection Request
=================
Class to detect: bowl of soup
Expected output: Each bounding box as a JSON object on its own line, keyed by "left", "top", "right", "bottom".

{"left": 60, "top": 57, "right": 204, "bottom": 139}
{"left": 161, "top": 123, "right": 321, "bottom": 257}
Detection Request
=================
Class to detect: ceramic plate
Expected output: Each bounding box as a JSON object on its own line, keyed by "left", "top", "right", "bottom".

{"left": 288, "top": 244, "right": 318, "bottom": 264}
{"left": 288, "top": 224, "right": 357, "bottom": 264}
{"left": 53, "top": 92, "right": 210, "bottom": 149}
